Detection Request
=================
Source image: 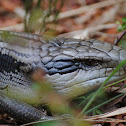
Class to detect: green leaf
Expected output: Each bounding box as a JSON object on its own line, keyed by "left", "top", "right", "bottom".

{"left": 118, "top": 40, "right": 126, "bottom": 50}
{"left": 122, "top": 17, "right": 126, "bottom": 23}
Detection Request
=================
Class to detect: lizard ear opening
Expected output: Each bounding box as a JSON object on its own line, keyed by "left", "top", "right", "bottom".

{"left": 20, "top": 64, "right": 33, "bottom": 73}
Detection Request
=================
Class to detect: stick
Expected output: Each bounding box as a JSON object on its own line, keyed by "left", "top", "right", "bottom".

{"left": 114, "top": 30, "right": 126, "bottom": 45}
{"left": 49, "top": 0, "right": 126, "bottom": 21}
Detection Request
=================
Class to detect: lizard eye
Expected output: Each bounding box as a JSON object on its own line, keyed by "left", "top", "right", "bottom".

{"left": 84, "top": 59, "right": 100, "bottom": 67}
{"left": 80, "top": 59, "right": 103, "bottom": 69}
{"left": 74, "top": 59, "right": 102, "bottom": 69}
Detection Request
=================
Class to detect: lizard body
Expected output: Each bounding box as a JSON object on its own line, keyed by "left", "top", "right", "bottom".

{"left": 0, "top": 31, "right": 126, "bottom": 123}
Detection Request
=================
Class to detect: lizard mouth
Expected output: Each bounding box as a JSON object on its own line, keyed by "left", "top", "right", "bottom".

{"left": 47, "top": 66, "right": 126, "bottom": 99}
{"left": 56, "top": 75, "right": 126, "bottom": 99}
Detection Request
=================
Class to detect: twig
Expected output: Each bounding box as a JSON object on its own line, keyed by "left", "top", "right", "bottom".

{"left": 58, "top": 23, "right": 117, "bottom": 39}
{"left": 49, "top": 0, "right": 126, "bottom": 21}
{"left": 75, "top": 10, "right": 97, "bottom": 24}
{"left": 0, "top": 23, "right": 24, "bottom": 31}
{"left": 114, "top": 30, "right": 126, "bottom": 45}
{"left": 107, "top": 94, "right": 126, "bottom": 108}
{"left": 95, "top": 31, "right": 117, "bottom": 37}
{"left": 88, "top": 4, "right": 119, "bottom": 27}
{"left": 107, "top": 87, "right": 126, "bottom": 93}
{"left": 89, "top": 107, "right": 126, "bottom": 120}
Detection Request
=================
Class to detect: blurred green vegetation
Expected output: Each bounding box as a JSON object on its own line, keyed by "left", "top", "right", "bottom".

{"left": 116, "top": 17, "right": 126, "bottom": 49}
{"left": 24, "top": 0, "right": 64, "bottom": 37}
{"left": 117, "top": 18, "right": 126, "bottom": 31}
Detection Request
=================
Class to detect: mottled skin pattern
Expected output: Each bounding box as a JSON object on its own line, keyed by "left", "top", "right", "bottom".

{"left": 0, "top": 31, "right": 126, "bottom": 123}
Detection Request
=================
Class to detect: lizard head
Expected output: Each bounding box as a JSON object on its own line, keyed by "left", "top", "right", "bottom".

{"left": 42, "top": 38, "right": 126, "bottom": 98}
